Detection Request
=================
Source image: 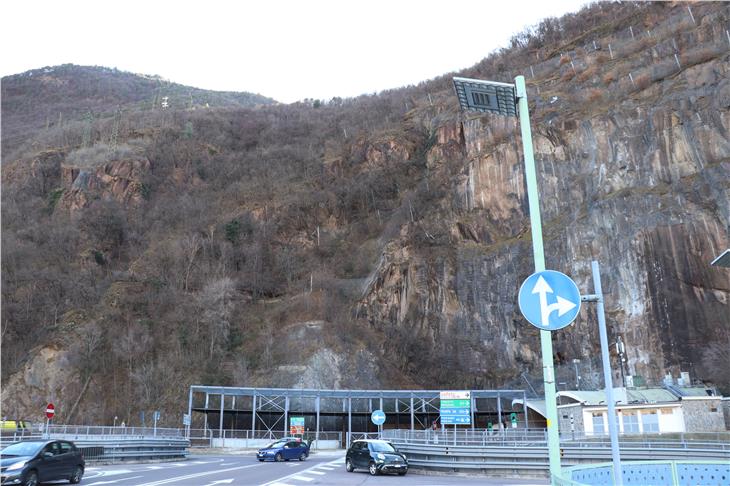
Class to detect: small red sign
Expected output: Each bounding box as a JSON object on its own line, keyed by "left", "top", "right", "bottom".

{"left": 46, "top": 403, "right": 55, "bottom": 419}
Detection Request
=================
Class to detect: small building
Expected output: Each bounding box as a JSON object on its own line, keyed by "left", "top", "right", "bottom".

{"left": 514, "top": 387, "right": 726, "bottom": 436}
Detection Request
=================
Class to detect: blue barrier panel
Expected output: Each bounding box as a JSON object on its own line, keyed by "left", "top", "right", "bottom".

{"left": 565, "top": 461, "right": 730, "bottom": 486}
{"left": 676, "top": 462, "right": 730, "bottom": 486}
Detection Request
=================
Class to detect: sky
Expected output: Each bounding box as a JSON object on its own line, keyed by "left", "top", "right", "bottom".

{"left": 2, "top": 0, "right": 589, "bottom": 104}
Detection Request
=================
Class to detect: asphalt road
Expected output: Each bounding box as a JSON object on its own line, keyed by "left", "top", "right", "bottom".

{"left": 78, "top": 453, "right": 549, "bottom": 486}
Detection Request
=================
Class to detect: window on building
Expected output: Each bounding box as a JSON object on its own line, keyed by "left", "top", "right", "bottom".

{"left": 592, "top": 412, "right": 605, "bottom": 435}
{"left": 622, "top": 411, "right": 639, "bottom": 434}
{"left": 642, "top": 411, "right": 659, "bottom": 433}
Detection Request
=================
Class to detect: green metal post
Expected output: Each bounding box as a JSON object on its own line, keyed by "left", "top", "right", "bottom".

{"left": 514, "top": 75, "right": 561, "bottom": 481}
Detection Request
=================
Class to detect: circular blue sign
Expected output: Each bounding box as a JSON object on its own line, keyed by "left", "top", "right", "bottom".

{"left": 518, "top": 270, "right": 581, "bottom": 331}
{"left": 371, "top": 409, "right": 386, "bottom": 425}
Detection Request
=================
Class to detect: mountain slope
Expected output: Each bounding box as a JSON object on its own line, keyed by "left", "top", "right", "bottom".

{"left": 1, "top": 2, "right": 729, "bottom": 425}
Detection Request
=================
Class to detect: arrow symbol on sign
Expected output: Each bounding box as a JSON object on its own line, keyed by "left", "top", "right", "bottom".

{"left": 532, "top": 276, "right": 577, "bottom": 327}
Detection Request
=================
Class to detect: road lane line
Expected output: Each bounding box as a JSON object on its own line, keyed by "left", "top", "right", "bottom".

{"left": 290, "top": 475, "right": 314, "bottom": 482}
{"left": 86, "top": 476, "right": 144, "bottom": 485}
{"left": 307, "top": 470, "right": 325, "bottom": 475}
{"left": 316, "top": 466, "right": 334, "bottom": 470}
{"left": 134, "top": 464, "right": 259, "bottom": 486}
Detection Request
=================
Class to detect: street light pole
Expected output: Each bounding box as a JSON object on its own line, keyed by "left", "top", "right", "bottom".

{"left": 514, "top": 75, "right": 562, "bottom": 479}
{"left": 453, "top": 74, "right": 563, "bottom": 481}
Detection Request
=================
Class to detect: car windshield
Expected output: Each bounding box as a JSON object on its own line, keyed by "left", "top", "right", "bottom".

{"left": 1, "top": 442, "right": 44, "bottom": 457}
{"left": 264, "top": 441, "right": 286, "bottom": 449}
{"left": 370, "top": 441, "right": 396, "bottom": 452}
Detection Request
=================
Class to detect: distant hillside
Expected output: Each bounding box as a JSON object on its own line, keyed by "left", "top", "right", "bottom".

{"left": 1, "top": 64, "right": 276, "bottom": 157}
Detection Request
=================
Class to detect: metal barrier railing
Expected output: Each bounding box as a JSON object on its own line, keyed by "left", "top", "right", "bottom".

{"left": 382, "top": 428, "right": 730, "bottom": 450}
{"left": 0, "top": 437, "right": 189, "bottom": 464}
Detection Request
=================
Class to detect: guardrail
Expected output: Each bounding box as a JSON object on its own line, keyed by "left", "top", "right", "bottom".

{"left": 75, "top": 438, "right": 190, "bottom": 463}
{"left": 1, "top": 434, "right": 189, "bottom": 464}
{"left": 382, "top": 429, "right": 730, "bottom": 475}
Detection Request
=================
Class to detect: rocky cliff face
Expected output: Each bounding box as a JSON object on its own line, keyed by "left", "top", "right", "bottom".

{"left": 357, "top": 3, "right": 730, "bottom": 390}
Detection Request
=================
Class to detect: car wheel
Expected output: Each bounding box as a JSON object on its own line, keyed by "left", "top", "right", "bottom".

{"left": 346, "top": 458, "right": 354, "bottom": 472}
{"left": 24, "top": 471, "right": 38, "bottom": 486}
{"left": 70, "top": 465, "right": 84, "bottom": 483}
{"left": 369, "top": 462, "right": 379, "bottom": 476}
{"left": 299, "top": 452, "right": 307, "bottom": 461}
{"left": 275, "top": 452, "right": 283, "bottom": 462}
{"left": 398, "top": 470, "right": 407, "bottom": 476}
{"left": 258, "top": 458, "right": 264, "bottom": 462}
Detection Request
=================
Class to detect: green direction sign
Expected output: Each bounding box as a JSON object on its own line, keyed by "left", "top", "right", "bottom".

{"left": 510, "top": 412, "right": 518, "bottom": 428}
{"left": 441, "top": 399, "right": 470, "bottom": 408}
{"left": 290, "top": 417, "right": 304, "bottom": 427}
{"left": 487, "top": 422, "right": 493, "bottom": 431}
{"left": 440, "top": 391, "right": 471, "bottom": 425}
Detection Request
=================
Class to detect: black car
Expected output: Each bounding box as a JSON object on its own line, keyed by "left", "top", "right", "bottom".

{"left": 0, "top": 440, "right": 84, "bottom": 486}
{"left": 345, "top": 439, "right": 408, "bottom": 476}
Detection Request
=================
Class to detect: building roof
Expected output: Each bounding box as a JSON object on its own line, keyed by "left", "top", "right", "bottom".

{"left": 511, "top": 398, "right": 546, "bottom": 418}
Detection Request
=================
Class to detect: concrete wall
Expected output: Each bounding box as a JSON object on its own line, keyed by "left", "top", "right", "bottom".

{"left": 723, "top": 398, "right": 730, "bottom": 431}
{"left": 681, "top": 398, "right": 726, "bottom": 432}
{"left": 558, "top": 404, "right": 584, "bottom": 435}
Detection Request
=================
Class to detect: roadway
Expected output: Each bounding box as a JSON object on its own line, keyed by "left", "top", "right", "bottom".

{"left": 80, "top": 453, "right": 549, "bottom": 486}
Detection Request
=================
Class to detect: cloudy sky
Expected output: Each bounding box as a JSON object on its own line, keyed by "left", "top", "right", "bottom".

{"left": 2, "top": 0, "right": 588, "bottom": 103}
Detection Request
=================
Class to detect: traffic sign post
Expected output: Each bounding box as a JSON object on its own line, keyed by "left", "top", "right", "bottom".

{"left": 440, "top": 391, "right": 471, "bottom": 446}
{"left": 45, "top": 403, "right": 55, "bottom": 438}
{"left": 582, "top": 261, "right": 622, "bottom": 484}
{"left": 371, "top": 410, "right": 385, "bottom": 437}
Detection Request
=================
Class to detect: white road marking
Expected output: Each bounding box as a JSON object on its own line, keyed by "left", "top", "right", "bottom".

{"left": 86, "top": 476, "right": 144, "bottom": 485}
{"left": 146, "top": 466, "right": 163, "bottom": 470}
{"left": 259, "top": 460, "right": 341, "bottom": 486}
{"left": 316, "top": 466, "right": 334, "bottom": 470}
{"left": 134, "top": 464, "right": 259, "bottom": 486}
{"left": 307, "top": 470, "right": 325, "bottom": 475}
{"left": 97, "top": 469, "right": 133, "bottom": 477}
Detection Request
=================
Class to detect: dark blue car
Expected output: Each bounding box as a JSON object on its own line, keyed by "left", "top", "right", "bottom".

{"left": 257, "top": 438, "right": 309, "bottom": 462}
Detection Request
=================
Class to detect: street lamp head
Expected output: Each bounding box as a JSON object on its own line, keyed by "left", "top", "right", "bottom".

{"left": 452, "top": 77, "right": 518, "bottom": 117}
{"left": 710, "top": 249, "right": 730, "bottom": 267}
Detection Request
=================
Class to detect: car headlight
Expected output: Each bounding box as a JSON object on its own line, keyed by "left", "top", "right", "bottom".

{"left": 7, "top": 460, "right": 28, "bottom": 471}
{"left": 376, "top": 453, "right": 385, "bottom": 462}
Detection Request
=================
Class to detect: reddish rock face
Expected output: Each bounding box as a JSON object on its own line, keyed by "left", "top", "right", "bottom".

{"left": 58, "top": 157, "right": 152, "bottom": 211}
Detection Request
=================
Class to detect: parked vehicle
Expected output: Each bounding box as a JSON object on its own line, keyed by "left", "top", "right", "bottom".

{"left": 256, "top": 438, "right": 309, "bottom": 462}
{"left": 0, "top": 440, "right": 84, "bottom": 486}
{"left": 345, "top": 439, "right": 408, "bottom": 476}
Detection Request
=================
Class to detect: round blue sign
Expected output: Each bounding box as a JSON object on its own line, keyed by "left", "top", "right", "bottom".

{"left": 518, "top": 270, "right": 581, "bottom": 331}
{"left": 371, "top": 409, "right": 386, "bottom": 425}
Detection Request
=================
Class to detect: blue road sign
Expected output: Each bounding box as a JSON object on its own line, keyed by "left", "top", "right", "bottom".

{"left": 371, "top": 410, "right": 386, "bottom": 425}
{"left": 518, "top": 270, "right": 581, "bottom": 331}
{"left": 441, "top": 415, "right": 470, "bottom": 425}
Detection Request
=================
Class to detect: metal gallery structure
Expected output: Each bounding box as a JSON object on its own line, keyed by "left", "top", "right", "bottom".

{"left": 187, "top": 386, "right": 529, "bottom": 447}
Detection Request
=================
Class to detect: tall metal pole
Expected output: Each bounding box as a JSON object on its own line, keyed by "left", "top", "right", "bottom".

{"left": 590, "top": 260, "right": 623, "bottom": 485}
{"left": 515, "top": 75, "right": 561, "bottom": 479}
